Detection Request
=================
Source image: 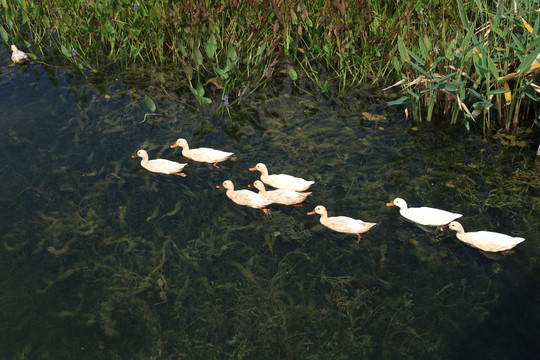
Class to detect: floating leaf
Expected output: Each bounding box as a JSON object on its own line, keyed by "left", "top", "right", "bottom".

{"left": 145, "top": 94, "right": 156, "bottom": 113}
{"left": 322, "top": 80, "right": 328, "bottom": 93}
{"left": 288, "top": 66, "right": 298, "bottom": 81}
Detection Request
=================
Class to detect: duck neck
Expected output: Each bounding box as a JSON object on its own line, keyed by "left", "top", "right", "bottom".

{"left": 181, "top": 145, "right": 190, "bottom": 158}
{"left": 259, "top": 167, "right": 269, "bottom": 178}
{"left": 140, "top": 153, "right": 149, "bottom": 165}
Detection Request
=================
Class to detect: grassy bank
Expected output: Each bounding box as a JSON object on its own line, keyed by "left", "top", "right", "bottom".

{"left": 1, "top": 0, "right": 538, "bottom": 130}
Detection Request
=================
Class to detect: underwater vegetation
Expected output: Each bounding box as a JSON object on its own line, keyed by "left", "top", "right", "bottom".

{"left": 0, "top": 56, "right": 538, "bottom": 358}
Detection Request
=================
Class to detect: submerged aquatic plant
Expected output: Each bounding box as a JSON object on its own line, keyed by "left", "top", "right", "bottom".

{"left": 1, "top": 68, "right": 538, "bottom": 359}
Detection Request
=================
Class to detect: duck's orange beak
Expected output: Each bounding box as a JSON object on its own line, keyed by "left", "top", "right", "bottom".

{"left": 307, "top": 210, "right": 316, "bottom": 215}
{"left": 170, "top": 143, "right": 179, "bottom": 148}
{"left": 386, "top": 202, "right": 395, "bottom": 207}
{"left": 216, "top": 185, "right": 222, "bottom": 189}
{"left": 249, "top": 167, "right": 257, "bottom": 171}
{"left": 131, "top": 154, "right": 138, "bottom": 158}
{"left": 248, "top": 184, "right": 253, "bottom": 187}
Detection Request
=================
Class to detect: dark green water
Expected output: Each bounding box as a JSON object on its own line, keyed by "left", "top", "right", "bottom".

{"left": 0, "top": 47, "right": 539, "bottom": 359}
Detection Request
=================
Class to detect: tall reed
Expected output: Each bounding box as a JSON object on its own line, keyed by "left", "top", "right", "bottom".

{"left": 388, "top": 0, "right": 539, "bottom": 131}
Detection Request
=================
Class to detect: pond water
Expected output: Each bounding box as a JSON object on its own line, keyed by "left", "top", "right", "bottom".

{"left": 0, "top": 46, "right": 539, "bottom": 359}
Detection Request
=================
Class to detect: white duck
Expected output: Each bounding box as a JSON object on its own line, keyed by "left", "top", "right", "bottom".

{"left": 446, "top": 221, "right": 525, "bottom": 254}
{"left": 10, "top": 45, "right": 28, "bottom": 65}
{"left": 132, "top": 149, "right": 187, "bottom": 176}
{"left": 171, "top": 138, "right": 234, "bottom": 168}
{"left": 217, "top": 180, "right": 274, "bottom": 214}
{"left": 249, "top": 163, "right": 314, "bottom": 191}
{"left": 250, "top": 180, "right": 311, "bottom": 206}
{"left": 386, "top": 197, "right": 462, "bottom": 226}
{"left": 307, "top": 205, "right": 376, "bottom": 242}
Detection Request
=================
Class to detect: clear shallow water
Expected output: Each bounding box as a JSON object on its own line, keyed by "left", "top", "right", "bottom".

{"left": 0, "top": 47, "right": 539, "bottom": 359}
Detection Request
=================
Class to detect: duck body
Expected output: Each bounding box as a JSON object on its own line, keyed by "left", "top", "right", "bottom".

{"left": 171, "top": 138, "right": 234, "bottom": 168}
{"left": 218, "top": 180, "right": 273, "bottom": 213}
{"left": 308, "top": 205, "right": 376, "bottom": 241}
{"left": 386, "top": 197, "right": 462, "bottom": 226}
{"left": 447, "top": 221, "right": 525, "bottom": 252}
{"left": 133, "top": 149, "right": 187, "bottom": 176}
{"left": 10, "top": 45, "right": 28, "bottom": 64}
{"left": 251, "top": 180, "right": 311, "bottom": 205}
{"left": 249, "top": 163, "right": 314, "bottom": 191}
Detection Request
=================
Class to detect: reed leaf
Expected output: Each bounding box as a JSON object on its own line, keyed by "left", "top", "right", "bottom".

{"left": 0, "top": 25, "right": 7, "bottom": 43}
{"left": 457, "top": 0, "right": 469, "bottom": 28}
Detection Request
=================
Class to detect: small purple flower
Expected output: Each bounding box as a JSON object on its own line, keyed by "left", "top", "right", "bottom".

{"left": 344, "top": 14, "right": 347, "bottom": 21}
{"left": 224, "top": 95, "right": 229, "bottom": 107}
{"left": 71, "top": 48, "right": 76, "bottom": 56}
{"left": 134, "top": 3, "right": 138, "bottom": 10}
{"left": 287, "top": 65, "right": 290, "bottom": 70}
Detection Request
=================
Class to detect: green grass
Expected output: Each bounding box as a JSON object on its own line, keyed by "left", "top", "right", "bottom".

{"left": 1, "top": 0, "right": 538, "bottom": 130}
